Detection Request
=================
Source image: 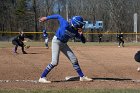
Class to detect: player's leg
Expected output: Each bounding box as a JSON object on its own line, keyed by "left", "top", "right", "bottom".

{"left": 60, "top": 43, "right": 84, "bottom": 77}
{"left": 21, "top": 46, "right": 27, "bottom": 54}
{"left": 45, "top": 37, "right": 49, "bottom": 48}
{"left": 39, "top": 36, "right": 60, "bottom": 83}
{"left": 118, "top": 39, "right": 121, "bottom": 47}
{"left": 121, "top": 39, "right": 124, "bottom": 47}
{"left": 12, "top": 40, "right": 18, "bottom": 53}
{"left": 61, "top": 43, "right": 92, "bottom": 81}
{"left": 99, "top": 38, "right": 101, "bottom": 43}
{"left": 18, "top": 41, "right": 27, "bottom": 54}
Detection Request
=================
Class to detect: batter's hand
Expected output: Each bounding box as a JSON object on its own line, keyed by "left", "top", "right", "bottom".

{"left": 39, "top": 17, "right": 47, "bottom": 22}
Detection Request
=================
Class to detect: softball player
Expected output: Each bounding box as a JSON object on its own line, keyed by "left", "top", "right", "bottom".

{"left": 42, "top": 28, "right": 49, "bottom": 49}
{"left": 12, "top": 31, "right": 27, "bottom": 54}
{"left": 39, "top": 14, "right": 93, "bottom": 83}
{"left": 117, "top": 32, "right": 124, "bottom": 47}
{"left": 98, "top": 33, "right": 102, "bottom": 43}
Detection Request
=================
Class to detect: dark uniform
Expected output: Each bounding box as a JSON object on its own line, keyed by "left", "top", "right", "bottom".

{"left": 117, "top": 33, "right": 124, "bottom": 47}
{"left": 98, "top": 33, "right": 102, "bottom": 43}
{"left": 12, "top": 32, "right": 27, "bottom": 54}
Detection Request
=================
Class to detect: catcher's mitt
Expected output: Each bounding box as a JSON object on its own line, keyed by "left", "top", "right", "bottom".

{"left": 24, "top": 45, "right": 30, "bottom": 49}
{"left": 134, "top": 51, "right": 140, "bottom": 62}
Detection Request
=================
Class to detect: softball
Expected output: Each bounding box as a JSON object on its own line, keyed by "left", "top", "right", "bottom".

{"left": 137, "top": 67, "right": 140, "bottom": 72}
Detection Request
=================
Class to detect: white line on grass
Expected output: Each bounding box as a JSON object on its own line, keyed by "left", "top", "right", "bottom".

{"left": 0, "top": 80, "right": 38, "bottom": 83}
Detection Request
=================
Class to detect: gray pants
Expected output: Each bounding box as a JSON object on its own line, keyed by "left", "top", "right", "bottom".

{"left": 45, "top": 37, "right": 49, "bottom": 47}
{"left": 51, "top": 36, "right": 78, "bottom": 66}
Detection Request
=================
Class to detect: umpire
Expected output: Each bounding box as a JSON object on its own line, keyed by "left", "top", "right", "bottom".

{"left": 12, "top": 31, "right": 27, "bottom": 54}
{"left": 117, "top": 32, "right": 124, "bottom": 47}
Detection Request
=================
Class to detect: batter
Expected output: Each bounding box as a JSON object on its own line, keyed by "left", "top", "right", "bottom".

{"left": 39, "top": 14, "right": 92, "bottom": 83}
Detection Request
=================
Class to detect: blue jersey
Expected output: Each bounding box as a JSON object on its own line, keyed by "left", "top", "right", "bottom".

{"left": 42, "top": 29, "right": 48, "bottom": 38}
{"left": 43, "top": 33, "right": 48, "bottom": 39}
{"left": 46, "top": 14, "right": 85, "bottom": 43}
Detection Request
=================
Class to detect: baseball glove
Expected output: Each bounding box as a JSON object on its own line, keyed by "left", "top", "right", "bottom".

{"left": 24, "top": 45, "right": 30, "bottom": 49}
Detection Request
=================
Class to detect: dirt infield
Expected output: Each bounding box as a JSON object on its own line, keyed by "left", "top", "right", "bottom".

{"left": 1, "top": 44, "right": 140, "bottom": 89}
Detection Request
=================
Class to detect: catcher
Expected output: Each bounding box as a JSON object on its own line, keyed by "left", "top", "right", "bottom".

{"left": 12, "top": 31, "right": 29, "bottom": 54}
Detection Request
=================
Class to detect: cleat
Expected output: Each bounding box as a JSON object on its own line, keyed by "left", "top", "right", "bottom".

{"left": 23, "top": 51, "right": 27, "bottom": 54}
{"left": 80, "top": 76, "right": 93, "bottom": 81}
{"left": 118, "top": 46, "right": 120, "bottom": 47}
{"left": 39, "top": 77, "right": 51, "bottom": 83}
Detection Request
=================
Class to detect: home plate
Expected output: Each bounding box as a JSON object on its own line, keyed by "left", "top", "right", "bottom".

{"left": 65, "top": 76, "right": 80, "bottom": 81}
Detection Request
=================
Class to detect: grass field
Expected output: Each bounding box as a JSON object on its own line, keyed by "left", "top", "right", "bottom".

{"left": 1, "top": 89, "right": 140, "bottom": 93}
{"left": 1, "top": 41, "right": 140, "bottom": 93}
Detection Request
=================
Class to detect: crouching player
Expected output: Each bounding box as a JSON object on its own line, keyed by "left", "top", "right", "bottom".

{"left": 12, "top": 31, "right": 27, "bottom": 54}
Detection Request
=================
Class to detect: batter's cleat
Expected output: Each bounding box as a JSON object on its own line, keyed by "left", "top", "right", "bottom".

{"left": 118, "top": 46, "right": 120, "bottom": 47}
{"left": 39, "top": 77, "right": 51, "bottom": 83}
{"left": 80, "top": 76, "right": 93, "bottom": 81}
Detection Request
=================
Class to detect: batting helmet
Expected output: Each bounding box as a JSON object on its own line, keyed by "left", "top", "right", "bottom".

{"left": 71, "top": 16, "right": 85, "bottom": 28}
{"left": 134, "top": 51, "right": 140, "bottom": 62}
